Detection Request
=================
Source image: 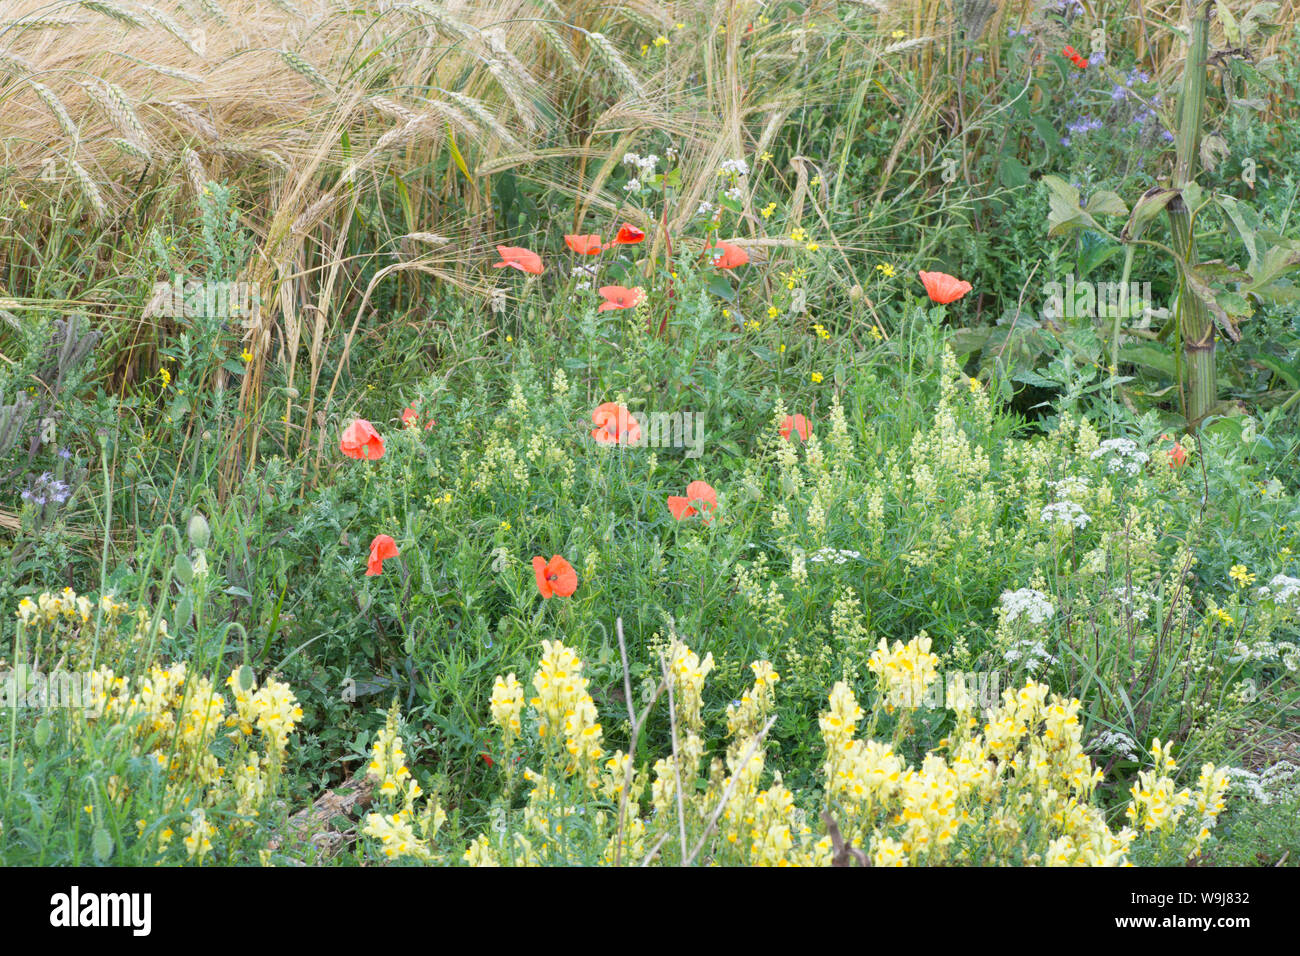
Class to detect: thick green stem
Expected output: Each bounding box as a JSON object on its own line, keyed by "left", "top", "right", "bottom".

{"left": 1167, "top": 2, "right": 1215, "bottom": 423}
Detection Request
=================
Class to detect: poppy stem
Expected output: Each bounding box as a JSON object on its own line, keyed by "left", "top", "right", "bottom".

{"left": 657, "top": 204, "right": 673, "bottom": 337}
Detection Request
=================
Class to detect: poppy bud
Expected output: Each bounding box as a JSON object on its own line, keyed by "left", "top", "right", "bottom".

{"left": 187, "top": 512, "right": 211, "bottom": 550}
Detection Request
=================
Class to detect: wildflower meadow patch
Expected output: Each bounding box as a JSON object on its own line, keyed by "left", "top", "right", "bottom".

{"left": 1, "top": 0, "right": 1298, "bottom": 903}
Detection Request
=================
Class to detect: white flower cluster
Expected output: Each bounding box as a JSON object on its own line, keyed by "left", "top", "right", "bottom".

{"left": 806, "top": 548, "right": 861, "bottom": 565}
{"left": 1089, "top": 729, "right": 1140, "bottom": 761}
{"left": 1047, "top": 476, "right": 1090, "bottom": 501}
{"left": 1225, "top": 762, "right": 1300, "bottom": 805}
{"left": 723, "top": 185, "right": 744, "bottom": 202}
{"left": 623, "top": 152, "right": 659, "bottom": 174}
{"left": 1258, "top": 573, "right": 1300, "bottom": 605}
{"left": 1003, "top": 638, "right": 1057, "bottom": 670}
{"left": 1041, "top": 500, "right": 1090, "bottom": 529}
{"left": 718, "top": 158, "right": 750, "bottom": 177}
{"left": 1111, "top": 585, "right": 1153, "bottom": 622}
{"left": 1090, "top": 437, "right": 1149, "bottom": 476}
{"left": 1228, "top": 639, "right": 1299, "bottom": 670}
{"left": 1000, "top": 587, "right": 1054, "bottom": 624}
{"left": 695, "top": 200, "right": 717, "bottom": 219}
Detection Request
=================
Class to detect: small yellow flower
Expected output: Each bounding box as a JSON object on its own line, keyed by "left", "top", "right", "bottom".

{"left": 891, "top": 30, "right": 906, "bottom": 39}
{"left": 653, "top": 35, "right": 668, "bottom": 47}
{"left": 241, "top": 349, "right": 253, "bottom": 363}
{"left": 760, "top": 202, "right": 776, "bottom": 219}
{"left": 790, "top": 227, "right": 808, "bottom": 242}
{"left": 760, "top": 151, "right": 774, "bottom": 162}
{"left": 811, "top": 371, "right": 823, "bottom": 384}
{"left": 722, "top": 308, "right": 731, "bottom": 318}
{"left": 805, "top": 242, "right": 819, "bottom": 252}
{"left": 875, "top": 263, "right": 897, "bottom": 278}
{"left": 767, "top": 306, "right": 779, "bottom": 319}
{"left": 159, "top": 367, "right": 171, "bottom": 388}
{"left": 505, "top": 335, "right": 513, "bottom": 343}
{"left": 499, "top": 520, "right": 511, "bottom": 531}
{"left": 640, "top": 44, "right": 649, "bottom": 55}
{"left": 779, "top": 343, "right": 786, "bottom": 353}
{"left": 1229, "top": 565, "right": 1255, "bottom": 588}
{"left": 19, "top": 199, "right": 29, "bottom": 211}
{"left": 869, "top": 325, "right": 884, "bottom": 342}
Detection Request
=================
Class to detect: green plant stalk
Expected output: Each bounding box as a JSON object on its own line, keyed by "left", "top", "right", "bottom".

{"left": 1167, "top": 3, "right": 1215, "bottom": 423}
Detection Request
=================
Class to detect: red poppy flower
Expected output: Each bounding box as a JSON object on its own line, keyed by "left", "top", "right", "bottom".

{"left": 532, "top": 554, "right": 577, "bottom": 599}
{"left": 780, "top": 414, "right": 811, "bottom": 443}
{"left": 610, "top": 223, "right": 645, "bottom": 246}
{"left": 401, "top": 405, "right": 435, "bottom": 430}
{"left": 704, "top": 240, "right": 749, "bottom": 270}
{"left": 564, "top": 234, "right": 603, "bottom": 255}
{"left": 1062, "top": 45, "right": 1076, "bottom": 57}
{"left": 597, "top": 285, "right": 646, "bottom": 312}
{"left": 493, "top": 245, "right": 544, "bottom": 275}
{"left": 918, "top": 270, "right": 972, "bottom": 305}
{"left": 1076, "top": 57, "right": 1089, "bottom": 68}
{"left": 1160, "top": 435, "right": 1188, "bottom": 468}
{"left": 780, "top": 411, "right": 811, "bottom": 442}
{"left": 480, "top": 752, "right": 494, "bottom": 766}
{"left": 366, "top": 534, "right": 399, "bottom": 576}
{"left": 591, "top": 402, "right": 642, "bottom": 445}
{"left": 340, "top": 419, "right": 385, "bottom": 460}
{"left": 668, "top": 480, "right": 718, "bottom": 522}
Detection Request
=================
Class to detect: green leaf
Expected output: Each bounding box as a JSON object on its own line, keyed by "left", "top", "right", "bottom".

{"left": 1041, "top": 175, "right": 1092, "bottom": 237}
{"left": 1253, "top": 353, "right": 1300, "bottom": 389}
{"left": 1120, "top": 343, "right": 1178, "bottom": 379}
{"left": 1183, "top": 266, "right": 1241, "bottom": 342}
{"left": 707, "top": 275, "right": 736, "bottom": 302}
{"left": 1216, "top": 1, "right": 1241, "bottom": 44}
{"left": 34, "top": 717, "right": 51, "bottom": 748}
{"left": 998, "top": 154, "right": 1029, "bottom": 188}
{"left": 1215, "top": 194, "right": 1260, "bottom": 270}
{"left": 1123, "top": 186, "right": 1179, "bottom": 240}
{"left": 1085, "top": 190, "right": 1128, "bottom": 217}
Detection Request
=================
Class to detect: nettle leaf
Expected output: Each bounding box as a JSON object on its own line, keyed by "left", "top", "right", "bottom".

{"left": 1123, "top": 186, "right": 1179, "bottom": 240}
{"left": 1085, "top": 190, "right": 1128, "bottom": 217}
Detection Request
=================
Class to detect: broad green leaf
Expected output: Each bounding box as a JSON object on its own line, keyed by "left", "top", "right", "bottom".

{"left": 1085, "top": 190, "right": 1128, "bottom": 217}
